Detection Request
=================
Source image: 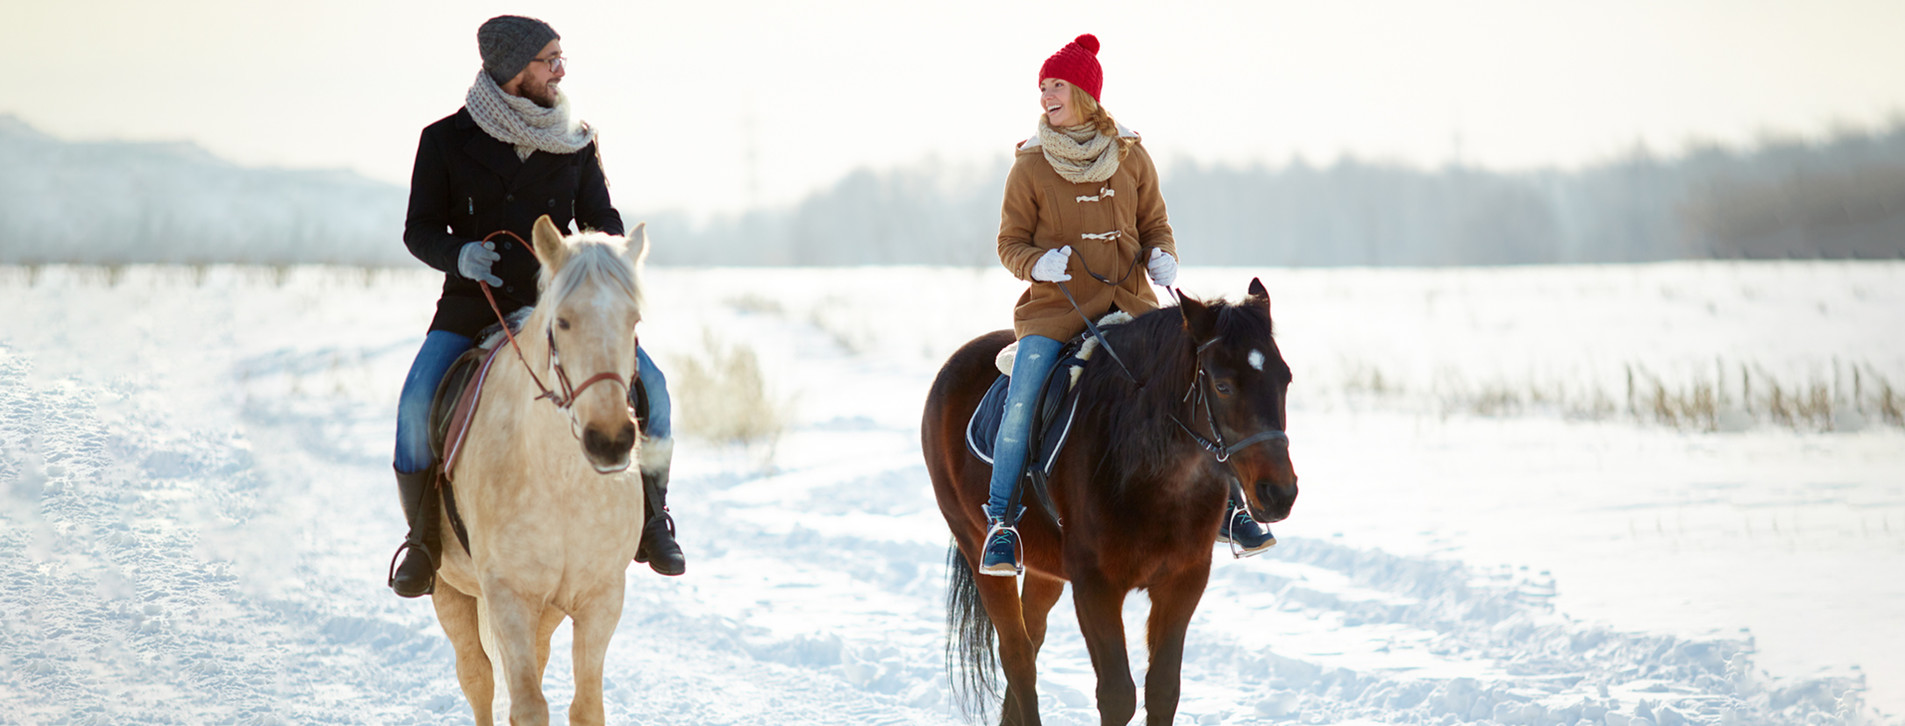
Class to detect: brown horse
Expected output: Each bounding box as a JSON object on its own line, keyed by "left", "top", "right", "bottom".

{"left": 925, "top": 278, "right": 1298, "bottom": 726}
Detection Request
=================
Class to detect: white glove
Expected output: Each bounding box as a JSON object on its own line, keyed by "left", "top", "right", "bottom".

{"left": 1146, "top": 248, "right": 1178, "bottom": 287}
{"left": 458, "top": 241, "right": 504, "bottom": 286}
{"left": 1031, "top": 246, "right": 1073, "bottom": 282}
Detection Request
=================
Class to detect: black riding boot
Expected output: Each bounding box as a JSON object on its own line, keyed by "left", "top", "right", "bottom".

{"left": 634, "top": 465, "right": 686, "bottom": 576}
{"left": 388, "top": 466, "right": 442, "bottom": 597}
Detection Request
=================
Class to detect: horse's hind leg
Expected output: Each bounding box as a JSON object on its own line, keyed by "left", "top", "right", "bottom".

{"left": 432, "top": 583, "right": 495, "bottom": 726}
{"left": 972, "top": 573, "right": 1042, "bottom": 726}
{"left": 566, "top": 587, "right": 626, "bottom": 726}
{"left": 1071, "top": 574, "right": 1136, "bottom": 726}
{"left": 1020, "top": 574, "right": 1066, "bottom": 655}
{"left": 1142, "top": 565, "right": 1210, "bottom": 726}
{"left": 992, "top": 574, "right": 1065, "bottom": 724}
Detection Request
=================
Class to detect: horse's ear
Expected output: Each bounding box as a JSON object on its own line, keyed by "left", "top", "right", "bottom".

{"left": 1178, "top": 289, "right": 1217, "bottom": 343}
{"left": 1247, "top": 277, "right": 1271, "bottom": 314}
{"left": 532, "top": 215, "right": 566, "bottom": 269}
{"left": 626, "top": 222, "right": 650, "bottom": 267}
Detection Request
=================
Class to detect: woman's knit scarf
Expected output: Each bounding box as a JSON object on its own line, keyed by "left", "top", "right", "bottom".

{"left": 1037, "top": 117, "right": 1120, "bottom": 184}
{"left": 465, "top": 71, "right": 595, "bottom": 159}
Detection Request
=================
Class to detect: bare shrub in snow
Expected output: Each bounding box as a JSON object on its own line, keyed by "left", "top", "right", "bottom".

{"left": 669, "top": 328, "right": 788, "bottom": 446}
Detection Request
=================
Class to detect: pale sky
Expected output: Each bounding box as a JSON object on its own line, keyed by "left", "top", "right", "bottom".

{"left": 7, "top": 0, "right": 1903, "bottom": 218}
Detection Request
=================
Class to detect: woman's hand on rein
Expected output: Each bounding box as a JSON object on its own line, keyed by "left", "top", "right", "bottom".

{"left": 1032, "top": 246, "right": 1074, "bottom": 283}
{"left": 1146, "top": 247, "right": 1177, "bottom": 287}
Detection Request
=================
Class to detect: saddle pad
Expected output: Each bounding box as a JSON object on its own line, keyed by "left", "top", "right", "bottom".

{"left": 966, "top": 365, "right": 1084, "bottom": 478}
{"left": 433, "top": 344, "right": 507, "bottom": 479}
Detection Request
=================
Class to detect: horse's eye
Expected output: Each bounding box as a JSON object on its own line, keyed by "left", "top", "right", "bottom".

{"left": 557, "top": 318, "right": 572, "bottom": 331}
{"left": 1215, "top": 380, "right": 1235, "bottom": 396}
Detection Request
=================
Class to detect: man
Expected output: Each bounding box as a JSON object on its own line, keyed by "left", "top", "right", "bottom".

{"left": 387, "top": 15, "right": 685, "bottom": 598}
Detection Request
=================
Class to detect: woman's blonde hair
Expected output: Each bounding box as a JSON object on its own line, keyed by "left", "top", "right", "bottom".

{"left": 1070, "top": 85, "right": 1133, "bottom": 158}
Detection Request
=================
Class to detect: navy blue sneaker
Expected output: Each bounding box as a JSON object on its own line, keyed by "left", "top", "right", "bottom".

{"left": 1217, "top": 501, "right": 1277, "bottom": 557}
{"left": 979, "top": 518, "right": 1022, "bottom": 577}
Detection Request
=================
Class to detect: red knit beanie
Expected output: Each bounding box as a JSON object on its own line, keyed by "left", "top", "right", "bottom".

{"left": 1039, "top": 34, "right": 1103, "bottom": 102}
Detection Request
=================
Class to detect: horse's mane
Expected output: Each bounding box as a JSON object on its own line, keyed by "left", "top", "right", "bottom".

{"left": 1072, "top": 296, "right": 1274, "bottom": 491}
{"left": 538, "top": 231, "right": 643, "bottom": 311}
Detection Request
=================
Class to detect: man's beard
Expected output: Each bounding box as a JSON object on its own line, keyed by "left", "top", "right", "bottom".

{"left": 520, "top": 78, "right": 560, "bottom": 108}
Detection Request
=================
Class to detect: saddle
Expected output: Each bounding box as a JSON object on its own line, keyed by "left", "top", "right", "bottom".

{"left": 966, "top": 313, "right": 1130, "bottom": 524}
{"left": 964, "top": 341, "right": 1088, "bottom": 477}
{"left": 428, "top": 310, "right": 530, "bottom": 475}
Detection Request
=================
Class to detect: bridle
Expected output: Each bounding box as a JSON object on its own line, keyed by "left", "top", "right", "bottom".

{"left": 476, "top": 230, "right": 633, "bottom": 436}
{"left": 1168, "top": 334, "right": 1290, "bottom": 463}
{"left": 1170, "top": 331, "right": 1290, "bottom": 559}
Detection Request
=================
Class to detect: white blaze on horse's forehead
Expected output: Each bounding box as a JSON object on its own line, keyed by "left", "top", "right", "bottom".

{"left": 1248, "top": 350, "right": 1265, "bottom": 372}
{"left": 583, "top": 285, "right": 632, "bottom": 323}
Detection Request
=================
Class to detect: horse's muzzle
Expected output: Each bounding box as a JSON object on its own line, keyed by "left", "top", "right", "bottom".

{"left": 583, "top": 422, "right": 637, "bottom": 472}
{"left": 1253, "top": 478, "right": 1298, "bottom": 523}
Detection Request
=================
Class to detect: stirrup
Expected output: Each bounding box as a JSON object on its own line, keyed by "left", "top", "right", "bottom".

{"left": 634, "top": 503, "right": 686, "bottom": 576}
{"left": 978, "top": 520, "right": 1023, "bottom": 577}
{"left": 387, "top": 540, "right": 438, "bottom": 596}
{"left": 1219, "top": 506, "right": 1277, "bottom": 559}
{"left": 634, "top": 509, "right": 678, "bottom": 563}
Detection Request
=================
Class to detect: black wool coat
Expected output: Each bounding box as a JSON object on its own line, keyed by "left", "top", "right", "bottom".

{"left": 403, "top": 107, "right": 624, "bottom": 338}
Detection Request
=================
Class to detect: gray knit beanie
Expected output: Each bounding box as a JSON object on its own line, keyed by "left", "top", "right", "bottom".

{"left": 478, "top": 15, "right": 560, "bottom": 84}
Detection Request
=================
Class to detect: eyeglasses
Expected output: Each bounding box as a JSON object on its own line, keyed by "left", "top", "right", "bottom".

{"left": 531, "top": 55, "right": 565, "bottom": 73}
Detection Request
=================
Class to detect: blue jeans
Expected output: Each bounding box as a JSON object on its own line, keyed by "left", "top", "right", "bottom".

{"left": 394, "top": 331, "right": 472, "bottom": 475}
{"left": 985, "top": 334, "right": 1063, "bottom": 520}
{"left": 392, "top": 331, "right": 672, "bottom": 475}
{"left": 634, "top": 347, "right": 671, "bottom": 442}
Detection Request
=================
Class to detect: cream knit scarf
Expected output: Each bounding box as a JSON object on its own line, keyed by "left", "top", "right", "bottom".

{"left": 1037, "top": 117, "right": 1119, "bottom": 184}
{"left": 465, "top": 71, "right": 595, "bottom": 159}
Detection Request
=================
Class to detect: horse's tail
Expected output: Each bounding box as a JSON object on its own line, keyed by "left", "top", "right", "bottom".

{"left": 944, "top": 541, "right": 999, "bottom": 720}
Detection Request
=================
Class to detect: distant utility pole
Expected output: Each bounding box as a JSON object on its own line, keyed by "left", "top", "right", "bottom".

{"left": 743, "top": 96, "right": 761, "bottom": 210}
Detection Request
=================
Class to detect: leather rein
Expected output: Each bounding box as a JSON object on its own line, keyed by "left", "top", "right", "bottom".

{"left": 475, "top": 230, "right": 631, "bottom": 415}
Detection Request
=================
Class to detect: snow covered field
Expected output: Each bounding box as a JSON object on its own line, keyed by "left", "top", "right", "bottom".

{"left": 1, "top": 261, "right": 1900, "bottom": 725}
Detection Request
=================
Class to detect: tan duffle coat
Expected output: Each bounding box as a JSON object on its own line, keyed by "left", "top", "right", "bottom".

{"left": 996, "top": 129, "right": 1178, "bottom": 342}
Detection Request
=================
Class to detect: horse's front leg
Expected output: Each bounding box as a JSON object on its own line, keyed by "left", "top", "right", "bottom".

{"left": 432, "top": 582, "right": 495, "bottom": 726}
{"left": 1143, "top": 562, "right": 1211, "bottom": 726}
{"left": 483, "top": 584, "right": 552, "bottom": 725}
{"left": 1070, "top": 572, "right": 1136, "bottom": 726}
{"left": 566, "top": 584, "right": 627, "bottom": 726}
{"left": 536, "top": 605, "right": 565, "bottom": 708}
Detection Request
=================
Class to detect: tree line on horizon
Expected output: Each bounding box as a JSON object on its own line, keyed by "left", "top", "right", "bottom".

{"left": 2, "top": 114, "right": 1900, "bottom": 267}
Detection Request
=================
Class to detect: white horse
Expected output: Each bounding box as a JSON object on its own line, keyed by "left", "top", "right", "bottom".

{"left": 432, "top": 214, "right": 655, "bottom": 725}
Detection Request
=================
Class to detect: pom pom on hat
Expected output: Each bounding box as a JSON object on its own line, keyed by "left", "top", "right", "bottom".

{"left": 1040, "top": 33, "right": 1104, "bottom": 102}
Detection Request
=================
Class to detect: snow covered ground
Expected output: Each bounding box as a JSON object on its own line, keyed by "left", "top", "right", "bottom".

{"left": 1, "top": 261, "right": 1899, "bottom": 725}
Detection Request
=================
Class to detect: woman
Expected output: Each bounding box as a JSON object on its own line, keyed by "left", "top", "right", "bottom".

{"left": 981, "top": 34, "right": 1275, "bottom": 576}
